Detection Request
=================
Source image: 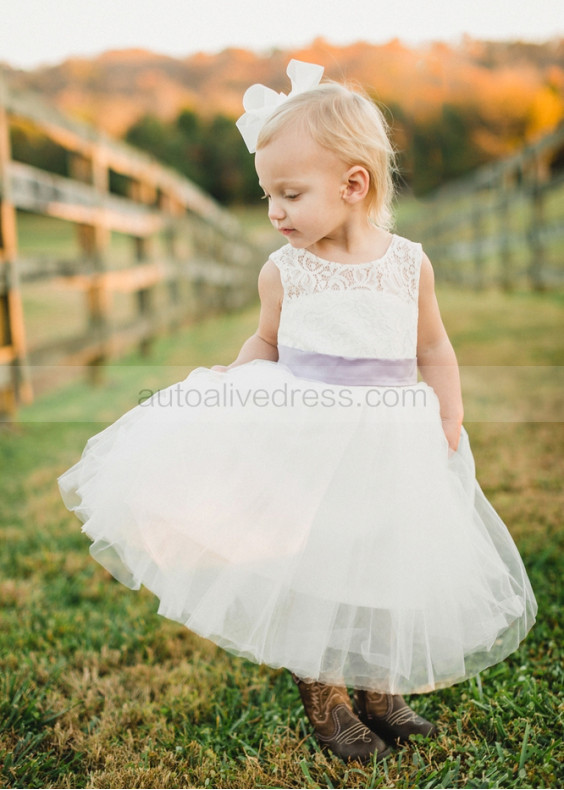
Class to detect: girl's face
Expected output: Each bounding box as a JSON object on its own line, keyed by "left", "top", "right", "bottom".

{"left": 255, "top": 125, "right": 352, "bottom": 253}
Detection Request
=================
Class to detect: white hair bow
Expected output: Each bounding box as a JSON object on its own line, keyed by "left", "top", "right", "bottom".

{"left": 236, "top": 59, "right": 324, "bottom": 153}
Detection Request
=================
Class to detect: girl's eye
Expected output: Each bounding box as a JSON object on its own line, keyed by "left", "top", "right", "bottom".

{"left": 260, "top": 192, "right": 299, "bottom": 201}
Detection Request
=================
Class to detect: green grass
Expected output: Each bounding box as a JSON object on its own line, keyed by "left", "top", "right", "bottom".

{"left": 1, "top": 285, "right": 563, "bottom": 788}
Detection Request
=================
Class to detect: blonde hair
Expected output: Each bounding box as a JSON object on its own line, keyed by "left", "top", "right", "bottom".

{"left": 256, "top": 82, "right": 396, "bottom": 229}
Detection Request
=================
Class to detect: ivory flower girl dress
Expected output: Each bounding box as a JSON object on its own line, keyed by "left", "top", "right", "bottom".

{"left": 58, "top": 234, "right": 536, "bottom": 693}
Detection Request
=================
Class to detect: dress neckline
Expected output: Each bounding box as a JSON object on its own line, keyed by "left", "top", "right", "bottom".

{"left": 301, "top": 233, "right": 397, "bottom": 267}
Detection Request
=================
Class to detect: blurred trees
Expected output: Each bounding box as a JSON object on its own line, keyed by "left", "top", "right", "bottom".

{"left": 8, "top": 36, "right": 564, "bottom": 203}
{"left": 10, "top": 118, "right": 68, "bottom": 176}
{"left": 122, "top": 99, "right": 516, "bottom": 201}
{"left": 125, "top": 109, "right": 260, "bottom": 205}
{"left": 123, "top": 80, "right": 563, "bottom": 201}
{"left": 388, "top": 101, "right": 494, "bottom": 194}
{"left": 10, "top": 93, "right": 562, "bottom": 203}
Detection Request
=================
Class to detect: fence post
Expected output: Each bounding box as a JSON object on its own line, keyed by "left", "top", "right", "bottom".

{"left": 129, "top": 174, "right": 156, "bottom": 356}
{"left": 134, "top": 235, "right": 154, "bottom": 356}
{"left": 472, "top": 199, "right": 485, "bottom": 290}
{"left": 70, "top": 143, "right": 111, "bottom": 385}
{"left": 498, "top": 170, "right": 514, "bottom": 292}
{"left": 528, "top": 154, "right": 547, "bottom": 291}
{"left": 0, "top": 69, "right": 32, "bottom": 416}
{"left": 164, "top": 222, "right": 182, "bottom": 332}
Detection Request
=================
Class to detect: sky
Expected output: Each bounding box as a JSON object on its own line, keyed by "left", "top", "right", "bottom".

{"left": 1, "top": 0, "right": 563, "bottom": 70}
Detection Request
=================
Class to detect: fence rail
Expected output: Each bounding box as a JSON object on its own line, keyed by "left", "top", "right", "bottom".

{"left": 0, "top": 71, "right": 262, "bottom": 416}
{"left": 399, "top": 123, "right": 564, "bottom": 290}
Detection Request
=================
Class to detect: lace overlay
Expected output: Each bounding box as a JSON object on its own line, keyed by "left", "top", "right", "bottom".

{"left": 270, "top": 234, "right": 422, "bottom": 359}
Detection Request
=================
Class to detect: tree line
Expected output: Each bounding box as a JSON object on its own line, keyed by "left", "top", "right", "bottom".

{"left": 9, "top": 91, "right": 559, "bottom": 204}
{"left": 122, "top": 99, "right": 532, "bottom": 198}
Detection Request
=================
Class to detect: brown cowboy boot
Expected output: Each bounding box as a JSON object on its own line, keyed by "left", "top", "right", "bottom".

{"left": 354, "top": 690, "right": 438, "bottom": 745}
{"left": 292, "top": 675, "right": 392, "bottom": 763}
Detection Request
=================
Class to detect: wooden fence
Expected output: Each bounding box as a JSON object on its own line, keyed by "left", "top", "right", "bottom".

{"left": 0, "top": 71, "right": 262, "bottom": 417}
{"left": 399, "top": 122, "right": 564, "bottom": 290}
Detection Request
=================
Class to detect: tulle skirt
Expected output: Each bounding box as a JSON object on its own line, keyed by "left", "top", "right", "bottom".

{"left": 58, "top": 360, "right": 537, "bottom": 693}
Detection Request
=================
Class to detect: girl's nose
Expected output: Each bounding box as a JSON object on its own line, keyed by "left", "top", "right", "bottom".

{"left": 268, "top": 199, "right": 285, "bottom": 222}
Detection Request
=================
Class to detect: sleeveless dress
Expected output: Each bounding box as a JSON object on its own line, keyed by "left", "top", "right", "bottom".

{"left": 58, "top": 234, "right": 537, "bottom": 694}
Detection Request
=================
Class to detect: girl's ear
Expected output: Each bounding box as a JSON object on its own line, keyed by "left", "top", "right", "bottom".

{"left": 340, "top": 166, "right": 370, "bottom": 204}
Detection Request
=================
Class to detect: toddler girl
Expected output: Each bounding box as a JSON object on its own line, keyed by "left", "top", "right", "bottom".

{"left": 59, "top": 60, "right": 537, "bottom": 763}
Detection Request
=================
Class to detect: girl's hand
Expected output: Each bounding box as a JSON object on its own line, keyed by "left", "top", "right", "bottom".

{"left": 442, "top": 418, "right": 462, "bottom": 454}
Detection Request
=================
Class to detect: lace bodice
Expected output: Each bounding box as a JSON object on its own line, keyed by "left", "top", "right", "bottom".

{"left": 270, "top": 234, "right": 422, "bottom": 359}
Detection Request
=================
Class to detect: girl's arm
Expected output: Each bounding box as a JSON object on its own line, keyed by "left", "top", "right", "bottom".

{"left": 215, "top": 260, "right": 283, "bottom": 370}
{"left": 416, "top": 254, "right": 464, "bottom": 451}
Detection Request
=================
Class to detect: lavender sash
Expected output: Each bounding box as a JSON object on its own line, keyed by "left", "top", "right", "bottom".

{"left": 278, "top": 345, "right": 417, "bottom": 386}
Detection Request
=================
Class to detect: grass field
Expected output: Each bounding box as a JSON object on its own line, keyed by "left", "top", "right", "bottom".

{"left": 1, "top": 282, "right": 563, "bottom": 788}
